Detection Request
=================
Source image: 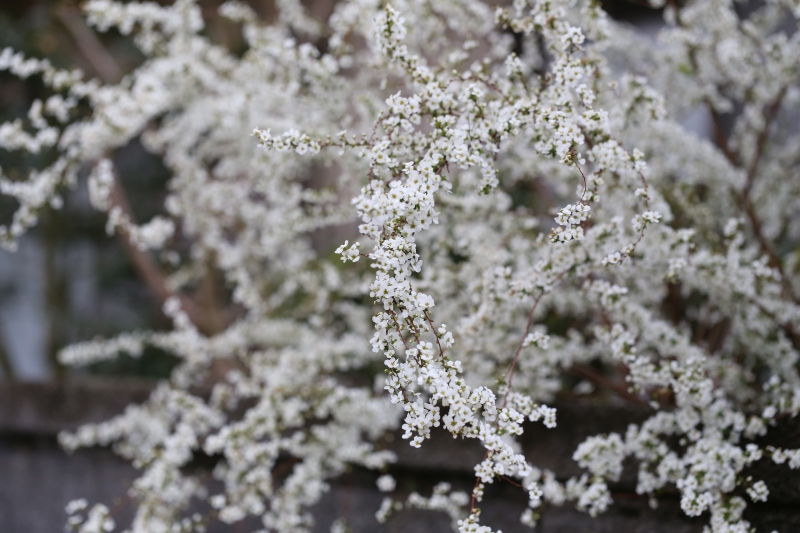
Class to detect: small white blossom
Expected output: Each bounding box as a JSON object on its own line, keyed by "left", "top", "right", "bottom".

{"left": 376, "top": 474, "right": 396, "bottom": 492}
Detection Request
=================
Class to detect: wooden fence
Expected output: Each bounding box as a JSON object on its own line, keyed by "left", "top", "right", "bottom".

{"left": 1, "top": 380, "right": 798, "bottom": 532}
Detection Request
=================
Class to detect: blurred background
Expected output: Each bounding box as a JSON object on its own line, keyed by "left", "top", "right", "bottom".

{"left": 0, "top": 0, "right": 281, "bottom": 382}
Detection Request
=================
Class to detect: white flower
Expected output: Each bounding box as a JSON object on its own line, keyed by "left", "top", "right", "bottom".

{"left": 376, "top": 474, "right": 396, "bottom": 492}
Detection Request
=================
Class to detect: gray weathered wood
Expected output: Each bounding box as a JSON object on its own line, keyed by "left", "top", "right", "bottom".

{"left": 1, "top": 380, "right": 798, "bottom": 533}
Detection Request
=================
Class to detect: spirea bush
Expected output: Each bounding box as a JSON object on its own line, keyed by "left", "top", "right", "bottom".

{"left": 2, "top": 0, "right": 800, "bottom": 531}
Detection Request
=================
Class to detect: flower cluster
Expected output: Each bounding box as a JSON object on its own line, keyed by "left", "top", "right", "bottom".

{"left": 1, "top": 0, "right": 799, "bottom": 532}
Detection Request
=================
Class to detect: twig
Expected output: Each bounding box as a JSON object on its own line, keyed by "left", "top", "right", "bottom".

{"left": 567, "top": 364, "right": 648, "bottom": 406}
{"left": 500, "top": 475, "right": 523, "bottom": 488}
{"left": 470, "top": 450, "right": 491, "bottom": 511}
{"left": 59, "top": 9, "right": 228, "bottom": 334}
{"left": 744, "top": 87, "right": 786, "bottom": 195}
{"left": 737, "top": 88, "right": 795, "bottom": 299}
{"left": 56, "top": 7, "right": 124, "bottom": 84}
{"left": 749, "top": 297, "right": 800, "bottom": 353}
{"left": 503, "top": 290, "right": 546, "bottom": 405}
{"left": 107, "top": 166, "right": 211, "bottom": 333}
{"left": 707, "top": 105, "right": 738, "bottom": 166}
{"left": 43, "top": 213, "right": 68, "bottom": 378}
{"left": 573, "top": 154, "right": 588, "bottom": 203}
{"left": 423, "top": 310, "right": 446, "bottom": 358}
{"left": 0, "top": 329, "right": 14, "bottom": 379}
{"left": 503, "top": 270, "right": 569, "bottom": 408}
{"left": 739, "top": 194, "right": 796, "bottom": 301}
{"left": 706, "top": 90, "right": 795, "bottom": 301}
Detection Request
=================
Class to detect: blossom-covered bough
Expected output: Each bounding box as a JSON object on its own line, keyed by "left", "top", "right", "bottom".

{"left": 2, "top": 0, "right": 800, "bottom": 531}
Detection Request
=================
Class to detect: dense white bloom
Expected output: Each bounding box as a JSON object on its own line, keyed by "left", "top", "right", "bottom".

{"left": 573, "top": 433, "right": 626, "bottom": 481}
{"left": 1, "top": 0, "right": 798, "bottom": 532}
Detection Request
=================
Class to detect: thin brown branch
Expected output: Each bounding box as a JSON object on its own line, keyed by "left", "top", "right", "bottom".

{"left": 56, "top": 7, "right": 124, "bottom": 84}
{"left": 109, "top": 178, "right": 171, "bottom": 305}
{"left": 707, "top": 105, "right": 738, "bottom": 166}
{"left": 706, "top": 89, "right": 794, "bottom": 301}
{"left": 423, "top": 310, "right": 446, "bottom": 358}
{"left": 567, "top": 364, "right": 648, "bottom": 406}
{"left": 58, "top": 11, "right": 232, "bottom": 335}
{"left": 43, "top": 213, "right": 68, "bottom": 379}
{"left": 573, "top": 154, "right": 588, "bottom": 203}
{"left": 736, "top": 89, "right": 794, "bottom": 300}
{"left": 500, "top": 475, "right": 523, "bottom": 488}
{"left": 386, "top": 310, "right": 411, "bottom": 352}
{"left": 503, "top": 290, "right": 546, "bottom": 406}
{"left": 195, "top": 262, "right": 229, "bottom": 334}
{"left": 744, "top": 87, "right": 787, "bottom": 194}
{"left": 749, "top": 297, "right": 800, "bottom": 353}
{"left": 503, "top": 270, "right": 569, "bottom": 408}
{"left": 704, "top": 319, "right": 729, "bottom": 354}
{"left": 108, "top": 167, "right": 211, "bottom": 334}
{"left": 739, "top": 194, "right": 796, "bottom": 300}
{"left": 0, "top": 331, "right": 14, "bottom": 379}
{"left": 470, "top": 450, "right": 491, "bottom": 511}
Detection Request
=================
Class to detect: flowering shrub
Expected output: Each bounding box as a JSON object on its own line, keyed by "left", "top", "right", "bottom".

{"left": 2, "top": 0, "right": 800, "bottom": 531}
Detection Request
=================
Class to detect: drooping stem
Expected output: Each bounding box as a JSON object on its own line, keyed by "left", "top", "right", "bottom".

{"left": 0, "top": 329, "right": 14, "bottom": 379}
{"left": 107, "top": 168, "right": 212, "bottom": 334}
{"left": 56, "top": 6, "right": 123, "bottom": 84}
